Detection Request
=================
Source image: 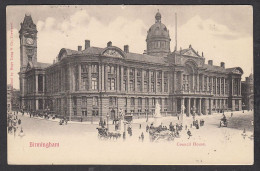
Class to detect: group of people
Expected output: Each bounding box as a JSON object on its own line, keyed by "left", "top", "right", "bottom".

{"left": 7, "top": 112, "right": 24, "bottom": 137}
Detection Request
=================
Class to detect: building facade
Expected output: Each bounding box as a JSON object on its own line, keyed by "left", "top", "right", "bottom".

{"left": 242, "top": 74, "right": 254, "bottom": 110}
{"left": 19, "top": 12, "right": 243, "bottom": 120}
{"left": 7, "top": 84, "right": 12, "bottom": 114}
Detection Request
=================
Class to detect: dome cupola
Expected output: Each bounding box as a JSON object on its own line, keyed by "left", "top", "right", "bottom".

{"left": 146, "top": 10, "right": 171, "bottom": 57}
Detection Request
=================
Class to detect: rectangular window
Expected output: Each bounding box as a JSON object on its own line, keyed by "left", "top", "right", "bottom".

{"left": 137, "top": 69, "right": 141, "bottom": 77}
{"left": 92, "top": 97, "right": 98, "bottom": 106}
{"left": 130, "top": 68, "right": 134, "bottom": 76}
{"left": 91, "top": 64, "right": 98, "bottom": 73}
{"left": 130, "top": 80, "right": 134, "bottom": 91}
{"left": 144, "top": 81, "right": 148, "bottom": 92}
{"left": 82, "top": 77, "right": 88, "bottom": 90}
{"left": 151, "top": 82, "right": 155, "bottom": 92}
{"left": 109, "top": 97, "right": 117, "bottom": 106}
{"left": 137, "top": 81, "right": 141, "bottom": 92}
{"left": 111, "top": 78, "right": 115, "bottom": 90}
{"left": 152, "top": 98, "right": 156, "bottom": 106}
{"left": 123, "top": 79, "right": 126, "bottom": 91}
{"left": 131, "top": 97, "right": 135, "bottom": 106}
{"left": 82, "top": 96, "right": 87, "bottom": 107}
{"left": 165, "top": 98, "right": 168, "bottom": 106}
{"left": 145, "top": 98, "right": 149, "bottom": 107}
{"left": 157, "top": 81, "right": 161, "bottom": 92}
{"left": 92, "top": 77, "right": 97, "bottom": 90}
{"left": 138, "top": 98, "right": 142, "bottom": 107}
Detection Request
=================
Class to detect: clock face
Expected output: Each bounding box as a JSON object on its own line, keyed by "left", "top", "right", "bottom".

{"left": 26, "top": 38, "right": 34, "bottom": 45}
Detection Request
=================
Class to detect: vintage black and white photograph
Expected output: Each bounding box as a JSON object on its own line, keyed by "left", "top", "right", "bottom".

{"left": 6, "top": 5, "right": 253, "bottom": 165}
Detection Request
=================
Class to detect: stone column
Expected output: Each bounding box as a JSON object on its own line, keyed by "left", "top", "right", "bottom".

{"left": 198, "top": 98, "right": 201, "bottom": 115}
{"left": 197, "top": 74, "right": 200, "bottom": 91}
{"left": 193, "top": 98, "right": 197, "bottom": 114}
{"left": 88, "top": 64, "right": 91, "bottom": 90}
{"left": 141, "top": 69, "right": 145, "bottom": 92}
{"left": 105, "top": 65, "right": 108, "bottom": 91}
{"left": 121, "top": 66, "right": 124, "bottom": 91}
{"left": 187, "top": 98, "right": 190, "bottom": 116}
{"left": 162, "top": 71, "right": 164, "bottom": 93}
{"left": 180, "top": 71, "right": 183, "bottom": 91}
{"left": 155, "top": 70, "right": 158, "bottom": 93}
{"left": 127, "top": 67, "right": 130, "bottom": 92}
{"left": 180, "top": 98, "right": 184, "bottom": 122}
{"left": 215, "top": 77, "right": 218, "bottom": 95}
{"left": 35, "top": 74, "right": 38, "bottom": 94}
{"left": 206, "top": 76, "right": 209, "bottom": 92}
{"left": 99, "top": 64, "right": 102, "bottom": 91}
{"left": 36, "top": 99, "right": 39, "bottom": 110}
{"left": 239, "top": 99, "right": 242, "bottom": 111}
{"left": 223, "top": 78, "right": 225, "bottom": 95}
{"left": 134, "top": 68, "right": 137, "bottom": 92}
{"left": 78, "top": 64, "right": 81, "bottom": 91}
{"left": 204, "top": 99, "right": 208, "bottom": 115}
{"left": 239, "top": 78, "right": 242, "bottom": 96}
{"left": 102, "top": 64, "right": 105, "bottom": 91}
{"left": 201, "top": 74, "right": 204, "bottom": 92}
{"left": 43, "top": 75, "right": 45, "bottom": 93}
{"left": 148, "top": 70, "right": 152, "bottom": 92}
{"left": 173, "top": 71, "right": 177, "bottom": 93}
{"left": 231, "top": 78, "right": 234, "bottom": 96}
{"left": 117, "top": 65, "right": 120, "bottom": 92}
{"left": 208, "top": 99, "right": 212, "bottom": 114}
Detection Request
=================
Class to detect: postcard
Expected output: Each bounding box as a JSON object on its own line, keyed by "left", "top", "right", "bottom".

{"left": 6, "top": 5, "right": 254, "bottom": 165}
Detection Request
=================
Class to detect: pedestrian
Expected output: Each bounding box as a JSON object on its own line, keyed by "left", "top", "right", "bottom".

{"left": 30, "top": 112, "right": 31, "bottom": 118}
{"left": 231, "top": 112, "right": 233, "bottom": 117}
{"left": 190, "top": 124, "right": 192, "bottom": 128}
{"left": 187, "top": 129, "right": 192, "bottom": 139}
{"left": 123, "top": 132, "right": 126, "bottom": 140}
{"left": 139, "top": 124, "right": 142, "bottom": 129}
{"left": 185, "top": 125, "right": 187, "bottom": 130}
{"left": 18, "top": 119, "right": 21, "bottom": 125}
{"left": 141, "top": 132, "right": 144, "bottom": 142}
{"left": 177, "top": 115, "right": 179, "bottom": 120}
{"left": 146, "top": 125, "right": 149, "bottom": 132}
{"left": 104, "top": 120, "right": 106, "bottom": 126}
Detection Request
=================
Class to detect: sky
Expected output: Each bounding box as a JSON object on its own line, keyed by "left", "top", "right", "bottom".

{"left": 6, "top": 5, "right": 253, "bottom": 89}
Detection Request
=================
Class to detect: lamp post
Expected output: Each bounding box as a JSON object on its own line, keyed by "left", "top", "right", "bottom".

{"left": 106, "top": 113, "right": 109, "bottom": 131}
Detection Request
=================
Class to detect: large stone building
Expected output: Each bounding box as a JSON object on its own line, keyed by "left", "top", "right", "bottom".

{"left": 19, "top": 12, "right": 244, "bottom": 120}
{"left": 242, "top": 74, "right": 254, "bottom": 110}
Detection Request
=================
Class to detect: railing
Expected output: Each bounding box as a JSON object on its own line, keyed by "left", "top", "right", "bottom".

{"left": 176, "top": 89, "right": 213, "bottom": 95}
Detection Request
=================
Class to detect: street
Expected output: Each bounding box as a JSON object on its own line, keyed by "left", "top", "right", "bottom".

{"left": 8, "top": 110, "right": 254, "bottom": 165}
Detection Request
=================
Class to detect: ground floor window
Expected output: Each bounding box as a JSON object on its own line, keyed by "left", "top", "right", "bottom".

{"left": 92, "top": 110, "right": 99, "bottom": 116}
{"left": 82, "top": 110, "right": 87, "bottom": 116}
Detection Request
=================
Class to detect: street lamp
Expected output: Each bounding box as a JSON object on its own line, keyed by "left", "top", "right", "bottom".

{"left": 106, "top": 113, "right": 109, "bottom": 131}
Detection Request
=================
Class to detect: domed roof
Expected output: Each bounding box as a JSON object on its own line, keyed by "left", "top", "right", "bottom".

{"left": 147, "top": 12, "right": 170, "bottom": 40}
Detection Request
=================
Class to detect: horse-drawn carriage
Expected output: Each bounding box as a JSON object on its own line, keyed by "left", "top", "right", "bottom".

{"left": 220, "top": 118, "right": 228, "bottom": 127}
{"left": 148, "top": 125, "right": 175, "bottom": 142}
{"left": 96, "top": 127, "right": 121, "bottom": 140}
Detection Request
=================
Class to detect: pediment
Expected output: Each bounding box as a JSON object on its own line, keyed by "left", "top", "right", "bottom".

{"left": 101, "top": 47, "right": 125, "bottom": 58}
{"left": 232, "top": 69, "right": 242, "bottom": 74}
{"left": 182, "top": 49, "right": 200, "bottom": 58}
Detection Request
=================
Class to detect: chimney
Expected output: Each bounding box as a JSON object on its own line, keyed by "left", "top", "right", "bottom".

{"left": 107, "top": 41, "right": 112, "bottom": 47}
{"left": 221, "top": 62, "right": 225, "bottom": 68}
{"left": 124, "top": 45, "right": 129, "bottom": 53}
{"left": 78, "top": 46, "right": 82, "bottom": 51}
{"left": 85, "top": 40, "right": 90, "bottom": 49}
{"left": 208, "top": 60, "right": 213, "bottom": 66}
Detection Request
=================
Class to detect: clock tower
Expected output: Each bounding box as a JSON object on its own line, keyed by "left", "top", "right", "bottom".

{"left": 19, "top": 14, "right": 38, "bottom": 72}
